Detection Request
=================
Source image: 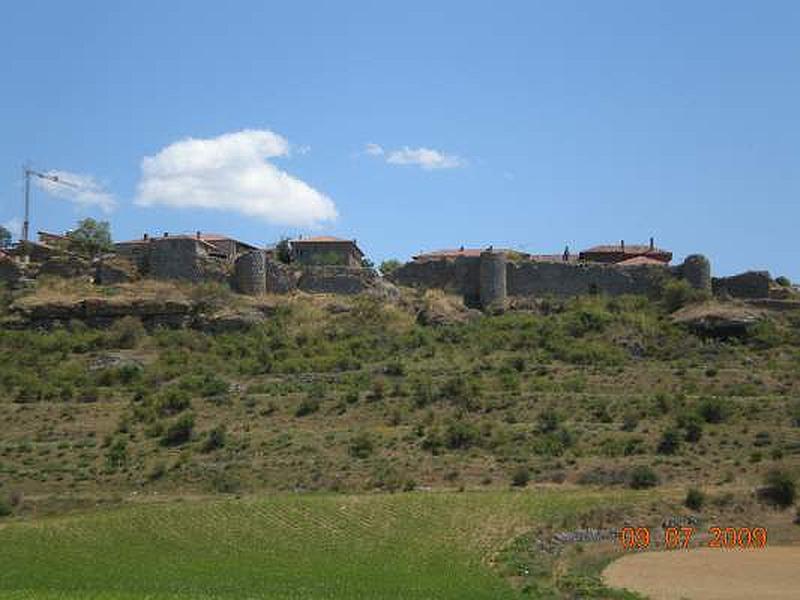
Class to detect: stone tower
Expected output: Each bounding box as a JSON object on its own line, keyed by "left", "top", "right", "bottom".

{"left": 681, "top": 254, "right": 711, "bottom": 292}
{"left": 234, "top": 250, "right": 267, "bottom": 295}
{"left": 479, "top": 250, "right": 507, "bottom": 312}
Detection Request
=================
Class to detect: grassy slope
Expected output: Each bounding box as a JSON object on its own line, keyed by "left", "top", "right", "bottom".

{"left": 0, "top": 489, "right": 634, "bottom": 599}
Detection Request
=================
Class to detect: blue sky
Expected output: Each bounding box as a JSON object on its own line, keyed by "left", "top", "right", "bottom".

{"left": 2, "top": 1, "right": 799, "bottom": 278}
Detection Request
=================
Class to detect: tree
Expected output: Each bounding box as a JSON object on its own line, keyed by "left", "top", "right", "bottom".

{"left": 66, "top": 218, "right": 112, "bottom": 256}
{"left": 275, "top": 238, "right": 292, "bottom": 264}
{"left": 0, "top": 225, "right": 11, "bottom": 249}
{"left": 361, "top": 257, "right": 375, "bottom": 270}
{"left": 379, "top": 259, "right": 401, "bottom": 275}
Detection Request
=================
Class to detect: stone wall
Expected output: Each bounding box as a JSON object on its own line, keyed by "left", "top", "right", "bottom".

{"left": 507, "top": 261, "right": 667, "bottom": 297}
{"left": 387, "top": 253, "right": 716, "bottom": 308}
{"left": 297, "top": 266, "right": 378, "bottom": 295}
{"left": 713, "top": 271, "right": 771, "bottom": 299}
{"left": 148, "top": 238, "right": 228, "bottom": 283}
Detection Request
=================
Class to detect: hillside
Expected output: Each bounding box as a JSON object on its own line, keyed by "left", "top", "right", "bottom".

{"left": 1, "top": 278, "right": 798, "bottom": 499}
{"left": 1, "top": 278, "right": 799, "bottom": 597}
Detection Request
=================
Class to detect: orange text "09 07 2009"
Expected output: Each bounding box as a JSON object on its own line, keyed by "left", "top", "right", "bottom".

{"left": 618, "top": 527, "right": 767, "bottom": 551}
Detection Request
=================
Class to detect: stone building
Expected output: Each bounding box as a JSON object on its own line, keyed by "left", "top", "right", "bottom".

{"left": 115, "top": 232, "right": 257, "bottom": 266}
{"left": 291, "top": 236, "right": 364, "bottom": 267}
{"left": 579, "top": 239, "right": 672, "bottom": 264}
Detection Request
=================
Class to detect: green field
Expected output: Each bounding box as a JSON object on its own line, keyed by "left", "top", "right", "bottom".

{"left": 0, "top": 489, "right": 635, "bottom": 599}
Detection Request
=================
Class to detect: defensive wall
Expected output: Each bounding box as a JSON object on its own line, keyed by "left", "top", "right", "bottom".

{"left": 388, "top": 252, "right": 715, "bottom": 308}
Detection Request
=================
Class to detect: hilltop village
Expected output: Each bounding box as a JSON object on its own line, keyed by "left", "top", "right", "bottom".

{"left": 0, "top": 227, "right": 787, "bottom": 314}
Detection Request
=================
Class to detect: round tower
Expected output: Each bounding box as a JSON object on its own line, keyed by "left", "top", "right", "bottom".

{"left": 479, "top": 250, "right": 507, "bottom": 312}
{"left": 681, "top": 254, "right": 711, "bottom": 292}
{"left": 234, "top": 250, "right": 267, "bottom": 295}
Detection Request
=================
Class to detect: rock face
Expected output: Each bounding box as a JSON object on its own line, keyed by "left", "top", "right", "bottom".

{"left": 94, "top": 255, "right": 138, "bottom": 285}
{"left": 0, "top": 256, "right": 22, "bottom": 286}
{"left": 38, "top": 255, "right": 92, "bottom": 279}
{"left": 11, "top": 296, "right": 195, "bottom": 329}
{"left": 713, "top": 271, "right": 771, "bottom": 299}
{"left": 671, "top": 303, "right": 764, "bottom": 338}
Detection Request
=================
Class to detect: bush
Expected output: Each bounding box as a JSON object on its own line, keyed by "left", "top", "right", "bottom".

{"left": 379, "top": 259, "right": 401, "bottom": 275}
{"left": 657, "top": 428, "right": 681, "bottom": 455}
{"left": 760, "top": 469, "right": 796, "bottom": 508}
{"left": 685, "top": 487, "right": 706, "bottom": 511}
{"left": 536, "top": 408, "right": 561, "bottom": 434}
{"left": 629, "top": 465, "right": 659, "bottom": 489}
{"left": 109, "top": 317, "right": 146, "bottom": 349}
{"left": 698, "top": 397, "right": 731, "bottom": 424}
{"left": 677, "top": 412, "right": 704, "bottom": 443}
{"left": 511, "top": 466, "right": 531, "bottom": 487}
{"left": 106, "top": 436, "right": 128, "bottom": 469}
{"left": 0, "top": 497, "right": 11, "bottom": 517}
{"left": 349, "top": 431, "right": 374, "bottom": 458}
{"left": 202, "top": 425, "right": 227, "bottom": 452}
{"left": 775, "top": 276, "right": 792, "bottom": 287}
{"left": 156, "top": 387, "right": 192, "bottom": 416}
{"left": 295, "top": 396, "right": 320, "bottom": 417}
{"left": 161, "top": 413, "right": 195, "bottom": 446}
{"left": 661, "top": 279, "right": 708, "bottom": 312}
{"left": 444, "top": 420, "right": 480, "bottom": 450}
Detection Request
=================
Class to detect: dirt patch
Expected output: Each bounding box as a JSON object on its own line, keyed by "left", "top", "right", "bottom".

{"left": 603, "top": 546, "right": 800, "bottom": 599}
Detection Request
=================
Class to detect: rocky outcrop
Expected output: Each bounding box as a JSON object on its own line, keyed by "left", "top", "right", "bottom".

{"left": 38, "top": 255, "right": 92, "bottom": 279}
{"left": 671, "top": 303, "right": 764, "bottom": 338}
{"left": 0, "top": 256, "right": 22, "bottom": 286}
{"left": 94, "top": 255, "right": 138, "bottom": 285}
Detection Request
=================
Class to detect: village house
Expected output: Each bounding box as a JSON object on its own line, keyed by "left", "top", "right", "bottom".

{"left": 114, "top": 232, "right": 258, "bottom": 264}
{"left": 290, "top": 236, "right": 364, "bottom": 267}
{"left": 578, "top": 238, "right": 672, "bottom": 264}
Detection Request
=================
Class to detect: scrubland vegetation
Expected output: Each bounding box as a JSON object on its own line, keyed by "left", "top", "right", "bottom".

{"left": 0, "top": 279, "right": 798, "bottom": 597}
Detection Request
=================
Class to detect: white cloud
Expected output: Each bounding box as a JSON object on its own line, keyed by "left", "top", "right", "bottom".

{"left": 135, "top": 129, "right": 337, "bottom": 228}
{"left": 34, "top": 170, "right": 116, "bottom": 213}
{"left": 365, "top": 143, "right": 464, "bottom": 170}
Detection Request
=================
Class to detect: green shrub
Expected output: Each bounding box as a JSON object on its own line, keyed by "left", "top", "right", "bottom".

{"left": 661, "top": 279, "right": 708, "bottom": 312}
{"left": 202, "top": 425, "right": 227, "bottom": 452}
{"left": 156, "top": 387, "right": 192, "bottom": 416}
{"left": 109, "top": 317, "right": 146, "bottom": 349}
{"left": 685, "top": 487, "right": 705, "bottom": 511}
{"left": 105, "top": 436, "right": 128, "bottom": 469}
{"left": 536, "top": 408, "right": 561, "bottom": 434}
{"left": 0, "top": 497, "right": 11, "bottom": 517}
{"left": 349, "top": 431, "right": 374, "bottom": 458}
{"left": 657, "top": 428, "right": 681, "bottom": 455}
{"left": 444, "top": 420, "right": 480, "bottom": 450}
{"left": 511, "top": 466, "right": 531, "bottom": 488}
{"left": 698, "top": 397, "right": 731, "bottom": 424}
{"left": 295, "top": 396, "right": 320, "bottom": 417}
{"left": 161, "top": 413, "right": 195, "bottom": 446}
{"left": 629, "top": 465, "right": 659, "bottom": 489}
{"left": 775, "top": 276, "right": 792, "bottom": 287}
{"left": 760, "top": 469, "right": 796, "bottom": 508}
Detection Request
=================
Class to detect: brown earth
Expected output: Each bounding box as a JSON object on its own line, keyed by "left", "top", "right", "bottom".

{"left": 603, "top": 546, "right": 800, "bottom": 599}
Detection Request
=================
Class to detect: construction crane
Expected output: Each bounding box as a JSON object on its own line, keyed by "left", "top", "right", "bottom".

{"left": 21, "top": 166, "right": 80, "bottom": 243}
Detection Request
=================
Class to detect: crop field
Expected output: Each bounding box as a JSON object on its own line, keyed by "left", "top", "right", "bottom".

{"left": 0, "top": 489, "right": 636, "bottom": 599}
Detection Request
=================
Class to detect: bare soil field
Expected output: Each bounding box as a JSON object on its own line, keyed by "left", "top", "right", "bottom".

{"left": 603, "top": 546, "right": 800, "bottom": 600}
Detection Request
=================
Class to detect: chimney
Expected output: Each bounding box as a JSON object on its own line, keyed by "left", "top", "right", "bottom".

{"left": 163, "top": 232, "right": 169, "bottom": 238}
{"left": 620, "top": 239, "right": 625, "bottom": 252}
{"left": 649, "top": 237, "right": 654, "bottom": 250}
{"left": 196, "top": 231, "right": 201, "bottom": 239}
{"left": 459, "top": 245, "right": 464, "bottom": 252}
{"left": 143, "top": 233, "right": 148, "bottom": 241}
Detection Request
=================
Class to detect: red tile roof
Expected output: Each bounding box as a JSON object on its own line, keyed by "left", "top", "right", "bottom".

{"left": 582, "top": 244, "right": 668, "bottom": 254}
{"left": 291, "top": 236, "right": 350, "bottom": 243}
{"left": 617, "top": 256, "right": 668, "bottom": 267}
{"left": 414, "top": 248, "right": 484, "bottom": 260}
{"left": 116, "top": 233, "right": 256, "bottom": 249}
